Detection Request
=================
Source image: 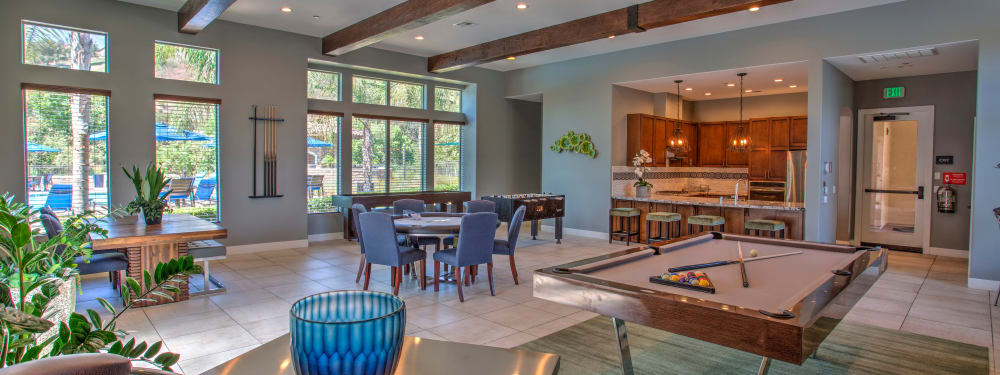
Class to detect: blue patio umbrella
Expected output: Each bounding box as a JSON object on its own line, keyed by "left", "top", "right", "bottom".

{"left": 26, "top": 142, "right": 60, "bottom": 153}
{"left": 435, "top": 142, "right": 460, "bottom": 146}
{"left": 307, "top": 137, "right": 333, "bottom": 147}
{"left": 89, "top": 123, "right": 210, "bottom": 142}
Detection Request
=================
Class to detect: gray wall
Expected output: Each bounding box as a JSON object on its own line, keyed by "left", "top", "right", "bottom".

{"left": 611, "top": 86, "right": 654, "bottom": 166}
{"left": 504, "top": 0, "right": 1000, "bottom": 281}
{"left": 689, "top": 93, "right": 808, "bottom": 122}
{"left": 1, "top": 0, "right": 538, "bottom": 245}
{"left": 807, "top": 61, "right": 853, "bottom": 243}
{"left": 854, "top": 71, "right": 977, "bottom": 251}
{"left": 651, "top": 92, "right": 693, "bottom": 122}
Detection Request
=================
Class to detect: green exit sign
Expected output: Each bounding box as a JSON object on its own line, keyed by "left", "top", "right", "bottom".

{"left": 884, "top": 86, "right": 905, "bottom": 99}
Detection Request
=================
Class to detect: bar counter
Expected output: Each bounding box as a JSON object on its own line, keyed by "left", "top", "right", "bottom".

{"left": 612, "top": 194, "right": 805, "bottom": 240}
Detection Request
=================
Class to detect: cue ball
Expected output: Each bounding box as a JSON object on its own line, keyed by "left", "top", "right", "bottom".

{"left": 749, "top": 249, "right": 759, "bottom": 258}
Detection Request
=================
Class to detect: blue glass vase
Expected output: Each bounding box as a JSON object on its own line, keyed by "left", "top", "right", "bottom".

{"left": 290, "top": 290, "right": 406, "bottom": 375}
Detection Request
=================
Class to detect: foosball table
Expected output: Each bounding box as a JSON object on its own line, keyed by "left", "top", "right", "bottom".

{"left": 483, "top": 193, "right": 564, "bottom": 244}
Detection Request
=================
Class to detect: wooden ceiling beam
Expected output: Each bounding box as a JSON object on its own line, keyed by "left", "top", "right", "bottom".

{"left": 178, "top": 0, "right": 237, "bottom": 34}
{"left": 323, "top": 0, "right": 495, "bottom": 56}
{"left": 428, "top": 0, "right": 791, "bottom": 73}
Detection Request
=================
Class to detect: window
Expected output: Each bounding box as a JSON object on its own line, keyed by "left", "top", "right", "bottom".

{"left": 22, "top": 21, "right": 107, "bottom": 72}
{"left": 154, "top": 97, "right": 220, "bottom": 221}
{"left": 435, "top": 87, "right": 462, "bottom": 113}
{"left": 390, "top": 81, "right": 424, "bottom": 109}
{"left": 351, "top": 117, "right": 388, "bottom": 194}
{"left": 23, "top": 86, "right": 110, "bottom": 217}
{"left": 352, "top": 76, "right": 387, "bottom": 105}
{"left": 154, "top": 42, "right": 219, "bottom": 84}
{"left": 389, "top": 120, "right": 425, "bottom": 192}
{"left": 307, "top": 112, "right": 340, "bottom": 213}
{"left": 434, "top": 122, "right": 462, "bottom": 191}
{"left": 307, "top": 70, "right": 340, "bottom": 101}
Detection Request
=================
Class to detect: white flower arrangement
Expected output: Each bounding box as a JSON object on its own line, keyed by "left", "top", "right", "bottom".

{"left": 632, "top": 150, "right": 653, "bottom": 188}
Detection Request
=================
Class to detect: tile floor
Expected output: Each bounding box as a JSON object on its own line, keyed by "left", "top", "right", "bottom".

{"left": 75, "top": 231, "right": 998, "bottom": 374}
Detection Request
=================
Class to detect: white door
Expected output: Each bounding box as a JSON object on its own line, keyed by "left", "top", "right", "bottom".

{"left": 856, "top": 106, "right": 934, "bottom": 249}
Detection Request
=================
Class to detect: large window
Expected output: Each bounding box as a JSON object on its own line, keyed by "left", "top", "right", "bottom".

{"left": 434, "top": 122, "right": 462, "bottom": 191}
{"left": 352, "top": 76, "right": 426, "bottom": 109}
{"left": 307, "top": 70, "right": 340, "bottom": 101}
{"left": 23, "top": 86, "right": 110, "bottom": 217}
{"left": 389, "top": 81, "right": 424, "bottom": 109}
{"left": 352, "top": 77, "right": 387, "bottom": 105}
{"left": 22, "top": 21, "right": 107, "bottom": 72}
{"left": 351, "top": 117, "right": 387, "bottom": 194}
{"left": 307, "top": 112, "right": 340, "bottom": 213}
{"left": 389, "top": 121, "right": 425, "bottom": 192}
{"left": 434, "top": 87, "right": 461, "bottom": 113}
{"left": 154, "top": 97, "right": 220, "bottom": 221}
{"left": 154, "top": 42, "right": 219, "bottom": 84}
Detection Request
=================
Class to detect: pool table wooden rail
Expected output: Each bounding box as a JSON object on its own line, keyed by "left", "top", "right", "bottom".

{"left": 533, "top": 232, "right": 887, "bottom": 365}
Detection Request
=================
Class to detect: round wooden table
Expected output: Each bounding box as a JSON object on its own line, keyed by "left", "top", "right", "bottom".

{"left": 393, "top": 212, "right": 498, "bottom": 283}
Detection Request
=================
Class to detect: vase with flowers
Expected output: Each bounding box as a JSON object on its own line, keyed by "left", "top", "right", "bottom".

{"left": 632, "top": 150, "right": 653, "bottom": 198}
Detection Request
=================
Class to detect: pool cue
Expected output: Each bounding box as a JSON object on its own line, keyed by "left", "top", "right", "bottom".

{"left": 737, "top": 242, "right": 749, "bottom": 288}
{"left": 667, "top": 251, "right": 803, "bottom": 272}
{"left": 271, "top": 105, "right": 277, "bottom": 195}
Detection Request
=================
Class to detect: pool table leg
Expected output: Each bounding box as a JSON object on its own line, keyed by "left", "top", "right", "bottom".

{"left": 758, "top": 357, "right": 771, "bottom": 375}
{"left": 611, "top": 317, "right": 634, "bottom": 375}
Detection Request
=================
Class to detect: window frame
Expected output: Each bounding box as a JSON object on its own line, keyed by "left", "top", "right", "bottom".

{"left": 152, "top": 94, "right": 222, "bottom": 222}
{"left": 306, "top": 110, "right": 342, "bottom": 213}
{"left": 351, "top": 114, "right": 430, "bottom": 194}
{"left": 307, "top": 69, "right": 341, "bottom": 101}
{"left": 351, "top": 75, "right": 389, "bottom": 106}
{"left": 433, "top": 121, "right": 464, "bottom": 191}
{"left": 388, "top": 79, "right": 426, "bottom": 110}
{"left": 434, "top": 86, "right": 463, "bottom": 113}
{"left": 21, "top": 20, "right": 109, "bottom": 73}
{"left": 153, "top": 40, "right": 221, "bottom": 85}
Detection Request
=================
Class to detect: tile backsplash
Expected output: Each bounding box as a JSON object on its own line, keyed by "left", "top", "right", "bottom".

{"left": 612, "top": 166, "right": 749, "bottom": 197}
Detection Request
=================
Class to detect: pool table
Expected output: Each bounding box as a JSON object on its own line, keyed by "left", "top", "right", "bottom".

{"left": 533, "top": 232, "right": 887, "bottom": 374}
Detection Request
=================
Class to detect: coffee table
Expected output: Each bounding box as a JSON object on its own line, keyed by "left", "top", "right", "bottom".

{"left": 199, "top": 333, "right": 560, "bottom": 375}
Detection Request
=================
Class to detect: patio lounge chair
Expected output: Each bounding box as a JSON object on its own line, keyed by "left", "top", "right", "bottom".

{"left": 307, "top": 175, "right": 324, "bottom": 198}
{"left": 44, "top": 184, "right": 73, "bottom": 213}
{"left": 166, "top": 178, "right": 195, "bottom": 206}
{"left": 193, "top": 177, "right": 216, "bottom": 204}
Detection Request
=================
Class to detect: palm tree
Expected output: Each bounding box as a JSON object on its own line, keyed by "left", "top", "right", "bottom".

{"left": 69, "top": 32, "right": 97, "bottom": 212}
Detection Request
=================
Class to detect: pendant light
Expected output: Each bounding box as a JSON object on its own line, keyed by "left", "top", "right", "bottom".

{"left": 666, "top": 79, "right": 689, "bottom": 154}
{"left": 729, "top": 72, "right": 751, "bottom": 152}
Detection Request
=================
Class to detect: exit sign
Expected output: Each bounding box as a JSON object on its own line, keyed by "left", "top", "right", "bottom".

{"left": 884, "top": 86, "right": 905, "bottom": 99}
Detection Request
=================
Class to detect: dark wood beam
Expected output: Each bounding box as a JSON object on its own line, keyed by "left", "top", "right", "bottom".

{"left": 323, "top": 0, "right": 495, "bottom": 56}
{"left": 178, "top": 0, "right": 237, "bottom": 34}
{"left": 428, "top": 0, "right": 791, "bottom": 73}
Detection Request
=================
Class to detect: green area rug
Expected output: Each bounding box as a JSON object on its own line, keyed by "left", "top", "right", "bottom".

{"left": 517, "top": 317, "right": 988, "bottom": 374}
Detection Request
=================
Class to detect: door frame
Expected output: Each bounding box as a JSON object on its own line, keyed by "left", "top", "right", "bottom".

{"left": 853, "top": 106, "right": 935, "bottom": 250}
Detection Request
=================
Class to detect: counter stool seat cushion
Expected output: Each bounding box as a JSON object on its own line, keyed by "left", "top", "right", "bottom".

{"left": 745, "top": 219, "right": 786, "bottom": 231}
{"left": 187, "top": 240, "right": 226, "bottom": 259}
{"left": 688, "top": 215, "right": 725, "bottom": 226}
{"left": 610, "top": 207, "right": 641, "bottom": 217}
{"left": 647, "top": 212, "right": 681, "bottom": 222}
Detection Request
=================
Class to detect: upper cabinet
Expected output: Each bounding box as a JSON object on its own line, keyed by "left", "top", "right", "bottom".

{"left": 698, "top": 122, "right": 727, "bottom": 167}
{"left": 680, "top": 121, "right": 698, "bottom": 166}
{"left": 626, "top": 114, "right": 655, "bottom": 164}
{"left": 725, "top": 121, "right": 749, "bottom": 167}
{"left": 790, "top": 116, "right": 808, "bottom": 149}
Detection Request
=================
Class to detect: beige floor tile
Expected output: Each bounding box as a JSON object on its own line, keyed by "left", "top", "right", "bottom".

{"left": 901, "top": 316, "right": 991, "bottom": 347}
{"left": 296, "top": 265, "right": 353, "bottom": 281}
{"left": 484, "top": 331, "right": 539, "bottom": 349}
{"left": 162, "top": 325, "right": 259, "bottom": 361}
{"left": 524, "top": 317, "right": 584, "bottom": 338}
{"left": 141, "top": 297, "right": 221, "bottom": 321}
{"left": 428, "top": 316, "right": 517, "bottom": 345}
{"left": 481, "top": 304, "right": 561, "bottom": 331}
{"left": 493, "top": 284, "right": 536, "bottom": 303}
{"left": 406, "top": 304, "right": 472, "bottom": 329}
{"left": 522, "top": 299, "right": 582, "bottom": 316}
{"left": 251, "top": 273, "right": 315, "bottom": 288}
{"left": 853, "top": 296, "right": 912, "bottom": 315}
{"left": 222, "top": 299, "right": 293, "bottom": 324}
{"left": 907, "top": 302, "right": 990, "bottom": 330}
{"left": 442, "top": 293, "right": 516, "bottom": 315}
{"left": 863, "top": 286, "right": 918, "bottom": 304}
{"left": 178, "top": 345, "right": 258, "bottom": 375}
{"left": 844, "top": 307, "right": 906, "bottom": 330}
{"left": 233, "top": 265, "right": 291, "bottom": 278}
{"left": 566, "top": 310, "right": 601, "bottom": 322}
{"left": 410, "top": 330, "right": 447, "bottom": 341}
{"left": 265, "top": 280, "right": 331, "bottom": 303}
{"left": 241, "top": 315, "right": 290, "bottom": 342}
{"left": 221, "top": 259, "right": 275, "bottom": 270}
{"left": 209, "top": 289, "right": 282, "bottom": 309}
{"left": 151, "top": 309, "right": 239, "bottom": 339}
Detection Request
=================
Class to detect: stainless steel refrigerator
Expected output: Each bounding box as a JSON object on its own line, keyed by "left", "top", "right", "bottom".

{"left": 785, "top": 150, "right": 807, "bottom": 203}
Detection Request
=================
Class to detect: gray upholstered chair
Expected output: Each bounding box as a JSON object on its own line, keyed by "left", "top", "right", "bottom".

{"left": 0, "top": 353, "right": 178, "bottom": 375}
{"left": 494, "top": 206, "right": 527, "bottom": 285}
{"left": 187, "top": 240, "right": 227, "bottom": 296}
{"left": 358, "top": 212, "right": 427, "bottom": 295}
{"left": 393, "top": 199, "right": 425, "bottom": 214}
{"left": 41, "top": 213, "right": 127, "bottom": 289}
{"left": 433, "top": 212, "right": 499, "bottom": 302}
{"left": 443, "top": 200, "right": 497, "bottom": 248}
{"left": 351, "top": 203, "right": 368, "bottom": 283}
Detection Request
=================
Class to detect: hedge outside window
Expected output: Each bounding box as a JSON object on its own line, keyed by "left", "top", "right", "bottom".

{"left": 307, "top": 113, "right": 340, "bottom": 213}
{"left": 154, "top": 42, "right": 219, "bottom": 84}
{"left": 389, "top": 81, "right": 424, "bottom": 109}
{"left": 154, "top": 98, "right": 220, "bottom": 221}
{"left": 434, "top": 87, "right": 461, "bottom": 113}
{"left": 307, "top": 70, "right": 340, "bottom": 101}
{"left": 22, "top": 21, "right": 107, "bottom": 72}
{"left": 352, "top": 76, "right": 387, "bottom": 105}
{"left": 389, "top": 120, "right": 425, "bottom": 192}
{"left": 434, "top": 122, "right": 462, "bottom": 191}
{"left": 351, "top": 117, "right": 388, "bottom": 194}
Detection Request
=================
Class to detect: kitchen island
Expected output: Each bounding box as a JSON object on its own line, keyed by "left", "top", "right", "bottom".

{"left": 612, "top": 193, "right": 804, "bottom": 240}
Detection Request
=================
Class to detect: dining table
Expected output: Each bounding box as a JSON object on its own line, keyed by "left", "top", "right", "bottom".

{"left": 91, "top": 214, "right": 227, "bottom": 307}
{"left": 392, "top": 212, "right": 499, "bottom": 283}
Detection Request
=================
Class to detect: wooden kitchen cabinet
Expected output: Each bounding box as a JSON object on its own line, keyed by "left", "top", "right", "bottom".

{"left": 748, "top": 116, "right": 805, "bottom": 180}
{"left": 626, "top": 114, "right": 657, "bottom": 165}
{"left": 698, "top": 122, "right": 727, "bottom": 167}
{"left": 790, "top": 116, "right": 808, "bottom": 149}
{"left": 749, "top": 119, "right": 770, "bottom": 150}
{"left": 770, "top": 117, "right": 790, "bottom": 150}
{"left": 679, "top": 121, "right": 698, "bottom": 166}
{"left": 652, "top": 118, "right": 668, "bottom": 165}
{"left": 749, "top": 150, "right": 769, "bottom": 180}
{"left": 769, "top": 150, "right": 788, "bottom": 181}
{"left": 725, "top": 121, "right": 749, "bottom": 167}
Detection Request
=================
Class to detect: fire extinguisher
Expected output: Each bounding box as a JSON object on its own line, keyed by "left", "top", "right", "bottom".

{"left": 936, "top": 185, "right": 956, "bottom": 213}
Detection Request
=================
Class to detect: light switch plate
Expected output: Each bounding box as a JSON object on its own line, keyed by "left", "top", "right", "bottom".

{"left": 934, "top": 172, "right": 941, "bottom": 180}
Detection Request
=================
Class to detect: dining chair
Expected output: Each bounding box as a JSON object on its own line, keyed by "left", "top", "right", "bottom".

{"left": 41, "top": 213, "right": 127, "bottom": 289}
{"left": 393, "top": 199, "right": 425, "bottom": 214}
{"left": 494, "top": 206, "right": 527, "bottom": 285}
{"left": 443, "top": 200, "right": 497, "bottom": 249}
{"left": 351, "top": 203, "right": 368, "bottom": 283}
{"left": 433, "top": 212, "right": 499, "bottom": 302}
{"left": 358, "top": 212, "right": 427, "bottom": 295}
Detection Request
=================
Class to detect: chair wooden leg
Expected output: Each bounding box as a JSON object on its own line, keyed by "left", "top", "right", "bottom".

{"left": 509, "top": 255, "right": 519, "bottom": 285}
{"left": 392, "top": 267, "right": 400, "bottom": 296}
{"left": 434, "top": 261, "right": 440, "bottom": 292}
{"left": 471, "top": 265, "right": 477, "bottom": 284}
{"left": 355, "top": 254, "right": 366, "bottom": 283}
{"left": 455, "top": 266, "right": 464, "bottom": 302}
{"left": 487, "top": 262, "right": 495, "bottom": 296}
{"left": 464, "top": 266, "right": 471, "bottom": 286}
{"left": 363, "top": 263, "right": 372, "bottom": 290}
{"left": 419, "top": 259, "right": 426, "bottom": 290}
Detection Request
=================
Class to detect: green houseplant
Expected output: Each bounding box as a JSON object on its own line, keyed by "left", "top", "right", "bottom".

{"left": 123, "top": 163, "right": 173, "bottom": 225}
{"left": 0, "top": 194, "right": 198, "bottom": 370}
{"left": 632, "top": 150, "right": 653, "bottom": 198}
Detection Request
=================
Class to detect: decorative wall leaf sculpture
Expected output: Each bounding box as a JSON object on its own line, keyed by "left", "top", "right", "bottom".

{"left": 550, "top": 131, "right": 597, "bottom": 158}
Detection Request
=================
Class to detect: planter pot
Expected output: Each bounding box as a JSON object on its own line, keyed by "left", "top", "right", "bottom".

{"left": 11, "top": 277, "right": 76, "bottom": 350}
{"left": 142, "top": 208, "right": 163, "bottom": 225}
{"left": 636, "top": 185, "right": 651, "bottom": 198}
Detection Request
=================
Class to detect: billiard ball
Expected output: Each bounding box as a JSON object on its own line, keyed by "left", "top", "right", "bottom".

{"left": 698, "top": 279, "right": 710, "bottom": 287}
{"left": 749, "top": 249, "right": 759, "bottom": 258}
{"left": 670, "top": 275, "right": 680, "bottom": 282}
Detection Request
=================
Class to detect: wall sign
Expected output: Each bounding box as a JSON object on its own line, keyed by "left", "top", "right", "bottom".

{"left": 943, "top": 172, "right": 966, "bottom": 185}
{"left": 935, "top": 155, "right": 954, "bottom": 165}
{"left": 883, "top": 86, "right": 905, "bottom": 99}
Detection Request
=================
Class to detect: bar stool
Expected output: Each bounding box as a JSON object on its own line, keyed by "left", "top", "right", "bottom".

{"left": 646, "top": 212, "right": 681, "bottom": 244}
{"left": 609, "top": 207, "right": 641, "bottom": 245}
{"left": 745, "top": 219, "right": 787, "bottom": 238}
{"left": 688, "top": 215, "right": 725, "bottom": 233}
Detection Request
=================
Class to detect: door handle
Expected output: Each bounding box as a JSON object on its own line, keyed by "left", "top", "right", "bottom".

{"left": 864, "top": 188, "right": 922, "bottom": 197}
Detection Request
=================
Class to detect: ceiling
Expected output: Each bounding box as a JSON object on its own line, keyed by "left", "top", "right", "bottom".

{"left": 119, "top": 0, "right": 904, "bottom": 72}
{"left": 826, "top": 40, "right": 979, "bottom": 81}
{"left": 618, "top": 61, "right": 809, "bottom": 101}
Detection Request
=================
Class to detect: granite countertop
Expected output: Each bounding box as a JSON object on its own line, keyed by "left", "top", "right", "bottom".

{"left": 613, "top": 193, "right": 805, "bottom": 211}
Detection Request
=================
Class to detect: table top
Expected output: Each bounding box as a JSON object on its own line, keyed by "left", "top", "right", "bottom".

{"left": 393, "top": 213, "right": 465, "bottom": 235}
{"left": 200, "top": 333, "right": 560, "bottom": 375}
{"left": 90, "top": 214, "right": 227, "bottom": 250}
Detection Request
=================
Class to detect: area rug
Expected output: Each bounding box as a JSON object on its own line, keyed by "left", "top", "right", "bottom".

{"left": 517, "top": 317, "right": 989, "bottom": 374}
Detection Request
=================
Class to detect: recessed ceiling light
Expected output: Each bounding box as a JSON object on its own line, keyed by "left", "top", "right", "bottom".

{"left": 506, "top": 56, "right": 516, "bottom": 61}
{"left": 748, "top": 6, "right": 760, "bottom": 12}
{"left": 726, "top": 83, "right": 735, "bottom": 87}
{"left": 414, "top": 35, "right": 424, "bottom": 40}
{"left": 685, "top": 87, "right": 693, "bottom": 91}
{"left": 516, "top": 2, "right": 528, "bottom": 10}
{"left": 280, "top": 6, "right": 292, "bottom": 13}
{"left": 312, "top": 15, "right": 320, "bottom": 19}
{"left": 773, "top": 78, "right": 783, "bottom": 82}
{"left": 789, "top": 84, "right": 798, "bottom": 88}
{"left": 704, "top": 92, "right": 712, "bottom": 96}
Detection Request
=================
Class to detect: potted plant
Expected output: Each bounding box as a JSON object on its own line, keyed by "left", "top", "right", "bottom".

{"left": 123, "top": 163, "right": 172, "bottom": 225}
{"left": 632, "top": 150, "right": 653, "bottom": 198}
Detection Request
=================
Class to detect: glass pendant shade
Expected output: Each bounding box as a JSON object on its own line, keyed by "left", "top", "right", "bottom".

{"left": 729, "top": 72, "right": 751, "bottom": 152}
{"left": 666, "top": 79, "right": 690, "bottom": 154}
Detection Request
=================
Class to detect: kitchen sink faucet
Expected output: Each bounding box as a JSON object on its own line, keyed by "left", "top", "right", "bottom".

{"left": 734, "top": 179, "right": 748, "bottom": 204}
